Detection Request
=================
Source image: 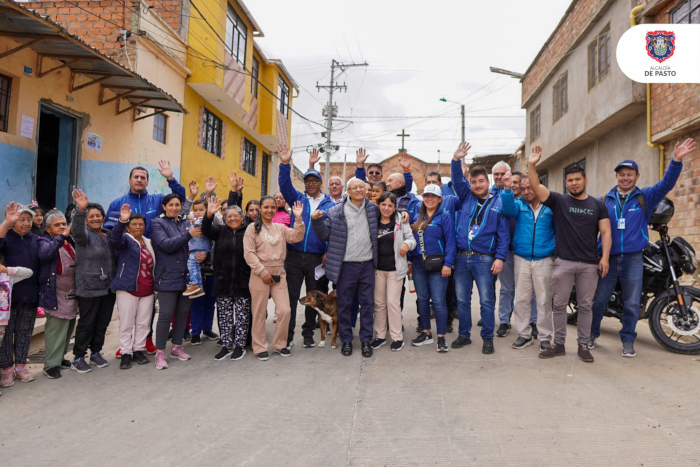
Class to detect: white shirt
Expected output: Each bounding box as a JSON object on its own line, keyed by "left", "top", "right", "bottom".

{"left": 307, "top": 192, "right": 325, "bottom": 212}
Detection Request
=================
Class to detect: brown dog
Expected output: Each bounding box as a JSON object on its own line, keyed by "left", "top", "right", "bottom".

{"left": 299, "top": 290, "right": 338, "bottom": 349}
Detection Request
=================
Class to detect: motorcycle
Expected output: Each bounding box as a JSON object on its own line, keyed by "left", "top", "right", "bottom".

{"left": 567, "top": 198, "right": 700, "bottom": 354}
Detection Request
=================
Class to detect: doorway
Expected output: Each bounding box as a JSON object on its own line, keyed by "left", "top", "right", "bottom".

{"left": 36, "top": 105, "right": 79, "bottom": 211}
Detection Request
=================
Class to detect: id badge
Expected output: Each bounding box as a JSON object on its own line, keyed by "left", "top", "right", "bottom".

{"left": 469, "top": 224, "right": 479, "bottom": 240}
{"left": 618, "top": 218, "right": 626, "bottom": 230}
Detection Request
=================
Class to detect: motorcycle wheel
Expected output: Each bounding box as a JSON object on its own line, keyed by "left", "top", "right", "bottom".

{"left": 648, "top": 292, "right": 700, "bottom": 355}
{"left": 567, "top": 298, "right": 578, "bottom": 325}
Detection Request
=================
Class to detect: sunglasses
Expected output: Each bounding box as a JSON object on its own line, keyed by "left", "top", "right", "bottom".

{"left": 368, "top": 171, "right": 382, "bottom": 175}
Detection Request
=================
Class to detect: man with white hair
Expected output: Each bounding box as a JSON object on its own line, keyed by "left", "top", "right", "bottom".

{"left": 328, "top": 176, "right": 344, "bottom": 204}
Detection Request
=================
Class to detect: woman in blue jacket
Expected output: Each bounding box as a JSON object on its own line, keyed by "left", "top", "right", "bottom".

{"left": 110, "top": 205, "right": 156, "bottom": 370}
{"left": 409, "top": 185, "right": 456, "bottom": 353}
{"left": 151, "top": 194, "right": 200, "bottom": 370}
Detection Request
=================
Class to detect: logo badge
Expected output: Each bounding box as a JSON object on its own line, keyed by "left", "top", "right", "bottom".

{"left": 646, "top": 31, "right": 676, "bottom": 63}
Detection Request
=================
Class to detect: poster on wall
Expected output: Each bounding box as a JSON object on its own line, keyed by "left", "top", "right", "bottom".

{"left": 87, "top": 132, "right": 102, "bottom": 152}
{"left": 20, "top": 115, "right": 33, "bottom": 139}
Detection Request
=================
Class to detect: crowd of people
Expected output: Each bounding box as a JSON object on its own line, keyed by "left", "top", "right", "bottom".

{"left": 0, "top": 137, "right": 696, "bottom": 392}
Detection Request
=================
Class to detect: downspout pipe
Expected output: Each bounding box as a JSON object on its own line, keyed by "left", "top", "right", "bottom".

{"left": 631, "top": 5, "right": 665, "bottom": 179}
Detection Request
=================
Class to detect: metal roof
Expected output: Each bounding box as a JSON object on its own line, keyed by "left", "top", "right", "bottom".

{"left": 0, "top": 0, "right": 186, "bottom": 115}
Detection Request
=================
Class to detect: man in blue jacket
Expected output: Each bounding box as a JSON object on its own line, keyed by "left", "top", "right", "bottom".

{"left": 277, "top": 145, "right": 337, "bottom": 349}
{"left": 590, "top": 138, "right": 696, "bottom": 358}
{"left": 501, "top": 173, "right": 556, "bottom": 351}
{"left": 355, "top": 148, "right": 416, "bottom": 194}
{"left": 450, "top": 142, "right": 510, "bottom": 354}
{"left": 105, "top": 160, "right": 186, "bottom": 236}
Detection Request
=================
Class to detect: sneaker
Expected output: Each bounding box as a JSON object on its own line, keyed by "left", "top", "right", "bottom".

{"left": 170, "top": 345, "right": 191, "bottom": 361}
{"left": 287, "top": 341, "right": 295, "bottom": 350}
{"left": 275, "top": 347, "right": 291, "bottom": 357}
{"left": 216, "top": 339, "right": 223, "bottom": 347}
{"left": 482, "top": 339, "right": 494, "bottom": 354}
{"left": 0, "top": 368, "right": 14, "bottom": 387}
{"left": 37, "top": 307, "right": 45, "bottom": 318}
{"left": 446, "top": 323, "right": 454, "bottom": 333}
{"left": 539, "top": 343, "right": 566, "bottom": 359}
{"left": 60, "top": 359, "right": 72, "bottom": 369}
{"left": 451, "top": 336, "right": 472, "bottom": 349}
{"left": 437, "top": 337, "right": 449, "bottom": 353}
{"left": 540, "top": 341, "right": 552, "bottom": 352}
{"left": 578, "top": 344, "right": 594, "bottom": 362}
{"left": 44, "top": 367, "right": 62, "bottom": 379}
{"left": 512, "top": 336, "right": 534, "bottom": 349}
{"left": 622, "top": 342, "right": 636, "bottom": 358}
{"left": 145, "top": 337, "right": 157, "bottom": 355}
{"left": 203, "top": 331, "right": 219, "bottom": 340}
{"left": 530, "top": 323, "right": 539, "bottom": 339}
{"left": 303, "top": 336, "right": 316, "bottom": 348}
{"left": 411, "top": 332, "right": 434, "bottom": 347}
{"left": 257, "top": 352, "right": 269, "bottom": 361}
{"left": 183, "top": 329, "right": 192, "bottom": 341}
{"left": 71, "top": 357, "right": 93, "bottom": 373}
{"left": 370, "top": 338, "right": 386, "bottom": 350}
{"left": 133, "top": 351, "right": 149, "bottom": 365}
{"left": 183, "top": 284, "right": 201, "bottom": 296}
{"left": 587, "top": 335, "right": 597, "bottom": 350}
{"left": 189, "top": 289, "right": 205, "bottom": 299}
{"left": 115, "top": 349, "right": 122, "bottom": 359}
{"left": 89, "top": 352, "right": 109, "bottom": 368}
{"left": 496, "top": 323, "right": 510, "bottom": 338}
{"left": 191, "top": 334, "right": 202, "bottom": 345}
{"left": 120, "top": 354, "right": 133, "bottom": 370}
{"left": 390, "top": 340, "right": 404, "bottom": 351}
{"left": 415, "top": 324, "right": 422, "bottom": 333}
{"left": 231, "top": 347, "right": 246, "bottom": 360}
{"left": 15, "top": 366, "right": 35, "bottom": 383}
{"left": 155, "top": 351, "right": 168, "bottom": 370}
{"left": 214, "top": 347, "right": 233, "bottom": 361}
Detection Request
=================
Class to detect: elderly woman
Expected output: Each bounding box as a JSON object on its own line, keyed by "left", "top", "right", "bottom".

{"left": 70, "top": 189, "right": 116, "bottom": 374}
{"left": 110, "top": 205, "right": 155, "bottom": 370}
{"left": 202, "top": 193, "right": 252, "bottom": 361}
{"left": 151, "top": 193, "right": 199, "bottom": 370}
{"left": 38, "top": 210, "right": 77, "bottom": 379}
{"left": 0, "top": 202, "right": 40, "bottom": 387}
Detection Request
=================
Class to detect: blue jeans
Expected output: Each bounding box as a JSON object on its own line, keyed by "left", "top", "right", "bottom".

{"left": 190, "top": 274, "right": 215, "bottom": 335}
{"left": 413, "top": 258, "right": 449, "bottom": 335}
{"left": 187, "top": 251, "right": 207, "bottom": 288}
{"left": 454, "top": 254, "right": 497, "bottom": 339}
{"left": 497, "top": 250, "right": 515, "bottom": 324}
{"left": 591, "top": 251, "right": 643, "bottom": 343}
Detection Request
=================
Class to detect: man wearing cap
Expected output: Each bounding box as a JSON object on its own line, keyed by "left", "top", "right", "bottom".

{"left": 277, "top": 145, "right": 337, "bottom": 349}
{"left": 355, "top": 148, "right": 416, "bottom": 193}
{"left": 590, "top": 138, "right": 697, "bottom": 358}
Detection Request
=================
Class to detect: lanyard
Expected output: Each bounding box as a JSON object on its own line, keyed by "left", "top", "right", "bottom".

{"left": 471, "top": 195, "right": 493, "bottom": 227}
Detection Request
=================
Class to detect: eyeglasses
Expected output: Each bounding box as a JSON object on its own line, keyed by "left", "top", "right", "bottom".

{"left": 493, "top": 172, "right": 507, "bottom": 176}
{"left": 304, "top": 179, "right": 321, "bottom": 185}
{"left": 368, "top": 171, "right": 382, "bottom": 175}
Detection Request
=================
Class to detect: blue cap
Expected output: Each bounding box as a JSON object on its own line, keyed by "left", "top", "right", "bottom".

{"left": 615, "top": 160, "right": 639, "bottom": 172}
{"left": 304, "top": 169, "right": 323, "bottom": 181}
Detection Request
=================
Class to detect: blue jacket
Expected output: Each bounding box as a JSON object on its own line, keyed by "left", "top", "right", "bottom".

{"left": 0, "top": 231, "right": 39, "bottom": 308}
{"left": 409, "top": 209, "right": 457, "bottom": 268}
{"left": 501, "top": 189, "right": 555, "bottom": 261}
{"left": 109, "top": 220, "right": 155, "bottom": 292}
{"left": 38, "top": 234, "right": 75, "bottom": 310}
{"left": 278, "top": 163, "right": 336, "bottom": 255}
{"left": 150, "top": 214, "right": 192, "bottom": 292}
{"left": 355, "top": 167, "right": 414, "bottom": 192}
{"left": 451, "top": 159, "right": 510, "bottom": 260}
{"left": 104, "top": 178, "right": 186, "bottom": 236}
{"left": 600, "top": 160, "right": 682, "bottom": 256}
{"left": 441, "top": 182, "right": 456, "bottom": 198}
{"left": 311, "top": 198, "right": 379, "bottom": 283}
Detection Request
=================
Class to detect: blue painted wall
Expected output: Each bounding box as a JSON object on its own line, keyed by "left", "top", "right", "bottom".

{"left": 0, "top": 142, "right": 35, "bottom": 210}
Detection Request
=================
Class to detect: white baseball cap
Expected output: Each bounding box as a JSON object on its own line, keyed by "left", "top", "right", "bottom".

{"left": 422, "top": 185, "right": 442, "bottom": 197}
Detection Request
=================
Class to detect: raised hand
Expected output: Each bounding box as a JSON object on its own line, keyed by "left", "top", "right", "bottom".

{"left": 277, "top": 144, "right": 293, "bottom": 165}
{"left": 453, "top": 142, "right": 472, "bottom": 161}
{"left": 309, "top": 147, "right": 320, "bottom": 168}
{"left": 292, "top": 201, "right": 304, "bottom": 219}
{"left": 311, "top": 209, "right": 324, "bottom": 220}
{"left": 120, "top": 204, "right": 132, "bottom": 222}
{"left": 502, "top": 171, "right": 513, "bottom": 190}
{"left": 157, "top": 160, "right": 174, "bottom": 180}
{"left": 188, "top": 179, "right": 199, "bottom": 199}
{"left": 228, "top": 171, "right": 239, "bottom": 192}
{"left": 399, "top": 152, "right": 411, "bottom": 169}
{"left": 72, "top": 189, "right": 88, "bottom": 210}
{"left": 4, "top": 202, "right": 20, "bottom": 226}
{"left": 207, "top": 196, "right": 221, "bottom": 216}
{"left": 64, "top": 223, "right": 72, "bottom": 237}
{"left": 356, "top": 148, "right": 368, "bottom": 168}
{"left": 238, "top": 175, "right": 244, "bottom": 192}
{"left": 205, "top": 176, "right": 217, "bottom": 197}
{"left": 529, "top": 145, "right": 543, "bottom": 165}
{"left": 673, "top": 138, "right": 697, "bottom": 162}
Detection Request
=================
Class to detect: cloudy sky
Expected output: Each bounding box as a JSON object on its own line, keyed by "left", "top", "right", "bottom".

{"left": 250, "top": 0, "right": 571, "bottom": 171}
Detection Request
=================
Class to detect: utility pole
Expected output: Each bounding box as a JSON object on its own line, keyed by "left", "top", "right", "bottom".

{"left": 397, "top": 129, "right": 410, "bottom": 153}
{"left": 316, "top": 59, "right": 368, "bottom": 190}
{"left": 460, "top": 104, "right": 465, "bottom": 144}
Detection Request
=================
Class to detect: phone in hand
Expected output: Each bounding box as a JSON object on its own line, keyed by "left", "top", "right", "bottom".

{"left": 271, "top": 275, "right": 281, "bottom": 283}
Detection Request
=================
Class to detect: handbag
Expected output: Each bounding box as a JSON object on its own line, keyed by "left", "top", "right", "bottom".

{"left": 418, "top": 229, "right": 444, "bottom": 273}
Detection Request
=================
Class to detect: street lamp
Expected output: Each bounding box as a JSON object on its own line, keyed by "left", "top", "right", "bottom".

{"left": 439, "top": 98, "right": 465, "bottom": 143}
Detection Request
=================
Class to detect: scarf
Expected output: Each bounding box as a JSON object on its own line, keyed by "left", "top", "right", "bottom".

{"left": 390, "top": 185, "right": 407, "bottom": 198}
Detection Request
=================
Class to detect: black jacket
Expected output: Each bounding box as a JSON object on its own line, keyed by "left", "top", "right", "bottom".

{"left": 202, "top": 213, "right": 251, "bottom": 298}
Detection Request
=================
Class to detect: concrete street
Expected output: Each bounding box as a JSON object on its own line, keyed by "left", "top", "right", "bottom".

{"left": 3, "top": 287, "right": 700, "bottom": 466}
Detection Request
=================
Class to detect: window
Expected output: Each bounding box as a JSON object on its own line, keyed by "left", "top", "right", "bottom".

{"left": 563, "top": 159, "right": 586, "bottom": 194}
{"left": 530, "top": 105, "right": 541, "bottom": 141}
{"left": 278, "top": 76, "right": 290, "bottom": 118}
{"left": 588, "top": 24, "right": 611, "bottom": 89}
{"left": 672, "top": 0, "right": 700, "bottom": 23}
{"left": 225, "top": 4, "right": 247, "bottom": 66}
{"left": 552, "top": 72, "right": 568, "bottom": 122}
{"left": 261, "top": 152, "right": 269, "bottom": 196}
{"left": 153, "top": 113, "right": 167, "bottom": 144}
{"left": 202, "top": 108, "right": 223, "bottom": 157}
{"left": 538, "top": 172, "right": 548, "bottom": 188}
{"left": 251, "top": 57, "right": 259, "bottom": 98}
{"left": 0, "top": 73, "right": 11, "bottom": 133}
{"left": 242, "top": 138, "right": 256, "bottom": 175}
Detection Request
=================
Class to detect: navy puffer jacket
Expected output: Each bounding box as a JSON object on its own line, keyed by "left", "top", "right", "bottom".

{"left": 109, "top": 219, "right": 155, "bottom": 292}
{"left": 311, "top": 198, "right": 379, "bottom": 283}
{"left": 150, "top": 214, "right": 192, "bottom": 292}
{"left": 37, "top": 234, "right": 75, "bottom": 310}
